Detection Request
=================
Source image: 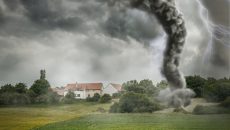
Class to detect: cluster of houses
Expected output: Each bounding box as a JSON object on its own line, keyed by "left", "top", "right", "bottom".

{"left": 52, "top": 82, "right": 122, "bottom": 99}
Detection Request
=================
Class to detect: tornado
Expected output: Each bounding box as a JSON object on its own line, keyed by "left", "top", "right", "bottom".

{"left": 131, "top": 0, "right": 195, "bottom": 108}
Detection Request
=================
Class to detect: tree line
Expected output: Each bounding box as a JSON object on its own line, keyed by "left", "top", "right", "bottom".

{"left": 110, "top": 76, "right": 230, "bottom": 113}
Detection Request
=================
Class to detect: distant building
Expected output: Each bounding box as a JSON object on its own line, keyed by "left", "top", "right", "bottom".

{"left": 64, "top": 83, "right": 103, "bottom": 99}
{"left": 103, "top": 83, "right": 122, "bottom": 96}
{"left": 52, "top": 82, "right": 122, "bottom": 99}
{"left": 52, "top": 87, "right": 65, "bottom": 96}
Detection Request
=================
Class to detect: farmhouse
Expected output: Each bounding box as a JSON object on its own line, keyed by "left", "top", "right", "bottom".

{"left": 103, "top": 83, "right": 122, "bottom": 96}
{"left": 52, "top": 82, "right": 122, "bottom": 99}
{"left": 63, "top": 83, "right": 103, "bottom": 99}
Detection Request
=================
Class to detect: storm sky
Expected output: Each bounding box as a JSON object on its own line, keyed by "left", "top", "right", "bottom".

{"left": 0, "top": 0, "right": 229, "bottom": 87}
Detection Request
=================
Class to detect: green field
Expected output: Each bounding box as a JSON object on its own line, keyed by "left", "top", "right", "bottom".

{"left": 0, "top": 103, "right": 230, "bottom": 130}
{"left": 35, "top": 114, "right": 230, "bottom": 130}
{"left": 0, "top": 102, "right": 111, "bottom": 130}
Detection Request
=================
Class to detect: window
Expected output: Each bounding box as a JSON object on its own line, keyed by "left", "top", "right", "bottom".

{"left": 76, "top": 94, "right": 80, "bottom": 97}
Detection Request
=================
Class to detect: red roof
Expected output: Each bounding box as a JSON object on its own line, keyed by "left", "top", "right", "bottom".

{"left": 65, "top": 83, "right": 102, "bottom": 91}
{"left": 110, "top": 83, "right": 122, "bottom": 91}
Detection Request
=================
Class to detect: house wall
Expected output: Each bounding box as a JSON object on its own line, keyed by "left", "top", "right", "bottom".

{"left": 64, "top": 90, "right": 86, "bottom": 99}
{"left": 103, "top": 84, "right": 118, "bottom": 96}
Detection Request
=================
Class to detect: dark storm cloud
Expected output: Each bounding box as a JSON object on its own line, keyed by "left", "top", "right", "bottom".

{"left": 103, "top": 8, "right": 160, "bottom": 46}
{"left": 20, "top": 0, "right": 83, "bottom": 30}
{"left": 3, "top": 0, "right": 20, "bottom": 11}
{"left": 0, "top": 0, "right": 229, "bottom": 86}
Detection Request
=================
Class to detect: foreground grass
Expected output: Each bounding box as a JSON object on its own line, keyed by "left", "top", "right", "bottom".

{"left": 0, "top": 102, "right": 111, "bottom": 130}
{"left": 36, "top": 113, "right": 230, "bottom": 130}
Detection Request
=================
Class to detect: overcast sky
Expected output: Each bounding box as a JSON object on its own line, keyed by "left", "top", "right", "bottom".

{"left": 0, "top": 0, "right": 229, "bottom": 87}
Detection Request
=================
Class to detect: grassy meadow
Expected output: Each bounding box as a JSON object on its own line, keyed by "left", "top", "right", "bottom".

{"left": 0, "top": 101, "right": 230, "bottom": 130}
{"left": 0, "top": 102, "right": 111, "bottom": 130}
{"left": 35, "top": 113, "right": 230, "bottom": 130}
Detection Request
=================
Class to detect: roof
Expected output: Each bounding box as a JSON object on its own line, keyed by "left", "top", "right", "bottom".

{"left": 77, "top": 83, "right": 103, "bottom": 90}
{"left": 110, "top": 83, "right": 122, "bottom": 91}
{"left": 65, "top": 83, "right": 103, "bottom": 91}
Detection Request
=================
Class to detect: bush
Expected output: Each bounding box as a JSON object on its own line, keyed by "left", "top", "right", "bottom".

{"left": 100, "top": 94, "right": 112, "bottom": 103}
{"left": 204, "top": 82, "right": 230, "bottom": 102}
{"left": 63, "top": 91, "right": 76, "bottom": 104}
{"left": 220, "top": 97, "right": 230, "bottom": 108}
{"left": 86, "top": 93, "right": 100, "bottom": 102}
{"left": 0, "top": 93, "right": 30, "bottom": 105}
{"left": 110, "top": 92, "right": 161, "bottom": 113}
{"left": 112, "top": 93, "right": 122, "bottom": 99}
{"left": 193, "top": 105, "right": 230, "bottom": 114}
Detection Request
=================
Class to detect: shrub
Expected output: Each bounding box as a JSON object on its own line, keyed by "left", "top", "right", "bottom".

{"left": 204, "top": 82, "right": 230, "bottom": 102}
{"left": 110, "top": 92, "right": 161, "bottom": 113}
{"left": 86, "top": 93, "right": 101, "bottom": 102}
{"left": 63, "top": 91, "right": 76, "bottom": 104}
{"left": 112, "top": 93, "right": 122, "bottom": 98}
{"left": 100, "top": 94, "right": 112, "bottom": 103}
{"left": 0, "top": 93, "right": 30, "bottom": 105}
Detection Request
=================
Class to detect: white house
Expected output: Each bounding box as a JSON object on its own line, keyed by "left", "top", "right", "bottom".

{"left": 103, "top": 83, "right": 122, "bottom": 96}
{"left": 63, "top": 83, "right": 103, "bottom": 99}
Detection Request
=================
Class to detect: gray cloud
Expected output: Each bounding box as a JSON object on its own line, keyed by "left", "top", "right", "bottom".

{"left": 0, "top": 0, "right": 229, "bottom": 87}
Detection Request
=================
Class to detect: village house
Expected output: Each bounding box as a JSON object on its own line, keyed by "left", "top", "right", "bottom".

{"left": 103, "top": 83, "right": 122, "bottom": 96}
{"left": 63, "top": 83, "right": 103, "bottom": 99}
{"left": 52, "top": 82, "right": 122, "bottom": 99}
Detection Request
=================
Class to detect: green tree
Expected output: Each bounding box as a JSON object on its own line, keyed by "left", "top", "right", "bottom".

{"left": 0, "top": 84, "right": 15, "bottom": 93}
{"left": 63, "top": 91, "right": 76, "bottom": 104}
{"left": 186, "top": 75, "right": 206, "bottom": 97}
{"left": 30, "top": 70, "right": 51, "bottom": 96}
{"left": 15, "top": 83, "right": 28, "bottom": 94}
{"left": 139, "top": 79, "right": 157, "bottom": 96}
{"left": 100, "top": 94, "right": 112, "bottom": 103}
{"left": 156, "top": 80, "right": 168, "bottom": 89}
{"left": 123, "top": 80, "right": 145, "bottom": 94}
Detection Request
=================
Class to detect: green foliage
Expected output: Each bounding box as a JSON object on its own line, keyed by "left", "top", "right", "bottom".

{"left": 63, "top": 91, "right": 76, "bottom": 104}
{"left": 0, "top": 83, "right": 30, "bottom": 105}
{"left": 156, "top": 80, "right": 168, "bottom": 89}
{"left": 123, "top": 80, "right": 145, "bottom": 94}
{"left": 184, "top": 76, "right": 230, "bottom": 102}
{"left": 34, "top": 91, "right": 60, "bottom": 104}
{"left": 204, "top": 81, "right": 230, "bottom": 102}
{"left": 0, "top": 92, "right": 30, "bottom": 105}
{"left": 99, "top": 94, "right": 112, "bottom": 103}
{"left": 186, "top": 75, "right": 206, "bottom": 97}
{"left": 0, "top": 84, "right": 15, "bottom": 93}
{"left": 86, "top": 93, "right": 101, "bottom": 102}
{"left": 112, "top": 92, "right": 122, "bottom": 98}
{"left": 139, "top": 79, "right": 157, "bottom": 96}
{"left": 123, "top": 79, "right": 158, "bottom": 95}
{"left": 110, "top": 92, "right": 161, "bottom": 113}
{"left": 30, "top": 79, "right": 51, "bottom": 96}
{"left": 112, "top": 79, "right": 162, "bottom": 113}
{"left": 15, "top": 83, "right": 28, "bottom": 94}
